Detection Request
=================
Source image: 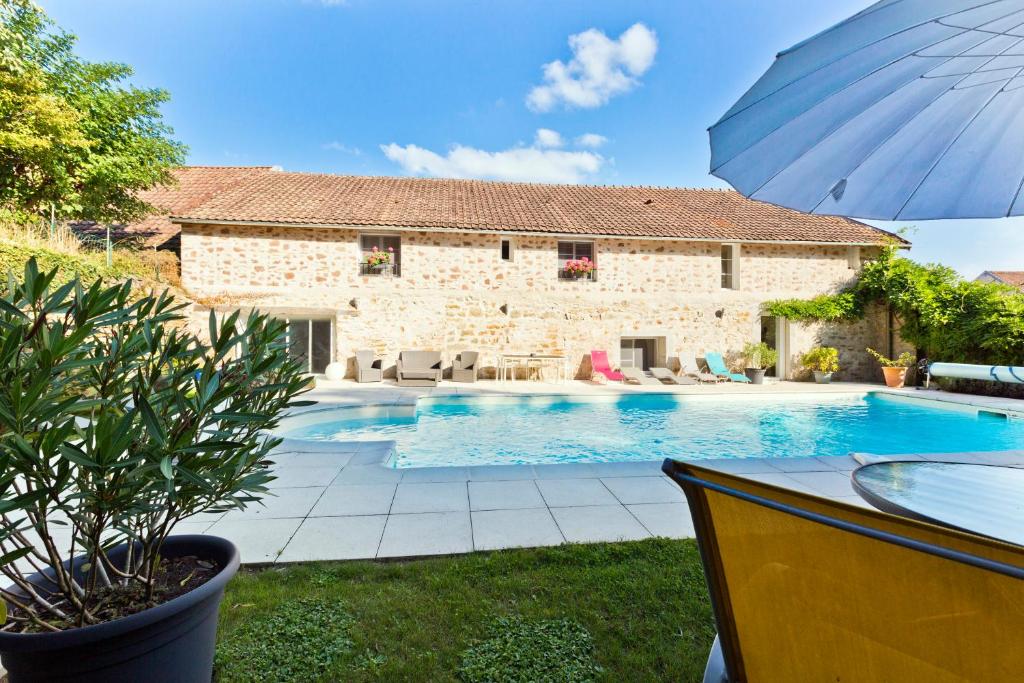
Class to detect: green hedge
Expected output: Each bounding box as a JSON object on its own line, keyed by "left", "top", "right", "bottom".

{"left": 0, "top": 242, "right": 162, "bottom": 285}
{"left": 765, "top": 247, "right": 1024, "bottom": 365}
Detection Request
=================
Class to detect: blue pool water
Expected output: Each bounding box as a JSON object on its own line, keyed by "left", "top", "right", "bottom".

{"left": 277, "top": 393, "right": 1024, "bottom": 468}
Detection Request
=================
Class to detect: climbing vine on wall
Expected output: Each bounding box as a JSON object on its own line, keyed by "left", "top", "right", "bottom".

{"left": 765, "top": 246, "right": 1024, "bottom": 365}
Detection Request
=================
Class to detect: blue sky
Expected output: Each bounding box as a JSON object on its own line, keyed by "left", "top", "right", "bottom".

{"left": 40, "top": 0, "right": 1023, "bottom": 277}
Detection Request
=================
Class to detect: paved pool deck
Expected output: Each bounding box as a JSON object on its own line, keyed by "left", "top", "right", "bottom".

{"left": 177, "top": 379, "right": 1024, "bottom": 564}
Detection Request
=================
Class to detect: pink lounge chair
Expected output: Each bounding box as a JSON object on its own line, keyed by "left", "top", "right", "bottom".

{"left": 590, "top": 350, "right": 624, "bottom": 382}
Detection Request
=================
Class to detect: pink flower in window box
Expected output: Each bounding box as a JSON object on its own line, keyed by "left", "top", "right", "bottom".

{"left": 365, "top": 248, "right": 392, "bottom": 268}
{"left": 564, "top": 257, "right": 595, "bottom": 278}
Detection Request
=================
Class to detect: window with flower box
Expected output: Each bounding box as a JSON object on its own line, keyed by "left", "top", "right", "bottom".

{"left": 360, "top": 234, "right": 401, "bottom": 276}
{"left": 557, "top": 241, "right": 596, "bottom": 281}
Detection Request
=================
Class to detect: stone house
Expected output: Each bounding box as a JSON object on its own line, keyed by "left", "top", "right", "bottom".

{"left": 975, "top": 271, "right": 1024, "bottom": 290}
{"left": 170, "top": 171, "right": 907, "bottom": 381}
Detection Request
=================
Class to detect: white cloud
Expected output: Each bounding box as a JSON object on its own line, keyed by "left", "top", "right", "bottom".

{"left": 527, "top": 23, "right": 657, "bottom": 112}
{"left": 534, "top": 128, "right": 564, "bottom": 148}
{"left": 380, "top": 137, "right": 604, "bottom": 184}
{"left": 322, "top": 141, "right": 362, "bottom": 155}
{"left": 575, "top": 133, "right": 608, "bottom": 148}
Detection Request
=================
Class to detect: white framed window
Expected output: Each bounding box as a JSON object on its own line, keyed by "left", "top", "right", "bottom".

{"left": 360, "top": 233, "right": 401, "bottom": 276}
{"left": 558, "top": 240, "right": 594, "bottom": 265}
{"left": 281, "top": 317, "right": 333, "bottom": 374}
{"left": 557, "top": 240, "right": 596, "bottom": 280}
{"left": 500, "top": 237, "right": 514, "bottom": 262}
{"left": 721, "top": 243, "right": 740, "bottom": 289}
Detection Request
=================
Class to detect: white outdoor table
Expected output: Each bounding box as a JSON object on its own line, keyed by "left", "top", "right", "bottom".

{"left": 498, "top": 353, "right": 567, "bottom": 382}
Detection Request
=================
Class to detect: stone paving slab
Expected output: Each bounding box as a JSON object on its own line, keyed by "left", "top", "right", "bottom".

{"left": 391, "top": 482, "right": 469, "bottom": 514}
{"left": 536, "top": 478, "right": 619, "bottom": 507}
{"left": 472, "top": 508, "right": 565, "bottom": 550}
{"left": 551, "top": 505, "right": 652, "bottom": 543}
{"left": 469, "top": 480, "right": 545, "bottom": 511}
{"left": 278, "top": 515, "right": 387, "bottom": 562}
{"left": 627, "top": 503, "right": 696, "bottom": 538}
{"left": 377, "top": 512, "right": 474, "bottom": 558}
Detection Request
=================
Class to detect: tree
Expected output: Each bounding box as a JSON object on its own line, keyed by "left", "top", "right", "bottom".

{"left": 0, "top": 0, "right": 186, "bottom": 223}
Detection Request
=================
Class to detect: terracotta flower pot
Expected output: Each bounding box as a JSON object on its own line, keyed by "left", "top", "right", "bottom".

{"left": 882, "top": 366, "right": 908, "bottom": 388}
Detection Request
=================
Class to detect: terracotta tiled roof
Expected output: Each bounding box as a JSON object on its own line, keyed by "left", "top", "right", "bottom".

{"left": 173, "top": 173, "right": 903, "bottom": 245}
{"left": 980, "top": 271, "right": 1024, "bottom": 287}
{"left": 73, "top": 166, "right": 275, "bottom": 249}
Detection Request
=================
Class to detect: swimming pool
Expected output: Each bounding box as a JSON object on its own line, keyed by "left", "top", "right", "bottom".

{"left": 277, "top": 392, "right": 1024, "bottom": 468}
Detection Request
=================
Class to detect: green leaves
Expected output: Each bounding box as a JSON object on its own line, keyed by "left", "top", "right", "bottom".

{"left": 215, "top": 599, "right": 354, "bottom": 682}
{"left": 458, "top": 616, "right": 602, "bottom": 683}
{"left": 0, "top": 1, "right": 186, "bottom": 222}
{"left": 0, "top": 257, "right": 312, "bottom": 624}
{"left": 765, "top": 248, "right": 1024, "bottom": 367}
{"left": 764, "top": 291, "right": 861, "bottom": 322}
{"left": 136, "top": 395, "right": 166, "bottom": 447}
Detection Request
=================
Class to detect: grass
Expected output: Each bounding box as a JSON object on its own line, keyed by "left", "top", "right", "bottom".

{"left": 216, "top": 539, "right": 715, "bottom": 682}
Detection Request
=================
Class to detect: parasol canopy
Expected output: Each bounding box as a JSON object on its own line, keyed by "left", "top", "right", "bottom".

{"left": 710, "top": 0, "right": 1024, "bottom": 220}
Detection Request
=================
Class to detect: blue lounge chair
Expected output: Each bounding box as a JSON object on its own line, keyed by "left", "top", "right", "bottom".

{"left": 704, "top": 352, "right": 750, "bottom": 383}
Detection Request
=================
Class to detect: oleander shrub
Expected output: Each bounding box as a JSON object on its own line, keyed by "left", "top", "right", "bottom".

{"left": 0, "top": 258, "right": 311, "bottom": 633}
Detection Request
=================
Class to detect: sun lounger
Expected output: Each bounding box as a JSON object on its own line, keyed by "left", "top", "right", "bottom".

{"left": 396, "top": 350, "right": 442, "bottom": 387}
{"left": 679, "top": 352, "right": 722, "bottom": 383}
{"left": 662, "top": 459, "right": 1024, "bottom": 681}
{"left": 704, "top": 351, "right": 751, "bottom": 382}
{"left": 590, "top": 350, "right": 624, "bottom": 382}
{"left": 650, "top": 367, "right": 697, "bottom": 385}
{"left": 621, "top": 367, "right": 662, "bottom": 386}
{"left": 355, "top": 349, "right": 383, "bottom": 383}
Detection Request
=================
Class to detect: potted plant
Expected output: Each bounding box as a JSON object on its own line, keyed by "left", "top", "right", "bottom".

{"left": 365, "top": 246, "right": 394, "bottom": 276}
{"left": 742, "top": 342, "right": 778, "bottom": 384}
{"left": 800, "top": 346, "right": 840, "bottom": 383}
{"left": 0, "top": 260, "right": 311, "bottom": 682}
{"left": 563, "top": 256, "right": 595, "bottom": 279}
{"left": 867, "top": 348, "right": 916, "bottom": 388}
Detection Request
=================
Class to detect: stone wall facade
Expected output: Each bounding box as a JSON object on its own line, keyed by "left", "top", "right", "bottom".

{"left": 180, "top": 223, "right": 892, "bottom": 381}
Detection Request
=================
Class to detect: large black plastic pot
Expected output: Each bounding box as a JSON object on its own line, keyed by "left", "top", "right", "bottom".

{"left": 0, "top": 535, "right": 238, "bottom": 683}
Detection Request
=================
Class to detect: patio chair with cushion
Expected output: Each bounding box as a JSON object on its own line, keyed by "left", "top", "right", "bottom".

{"left": 590, "top": 350, "right": 624, "bottom": 382}
{"left": 451, "top": 351, "right": 479, "bottom": 383}
{"left": 704, "top": 351, "right": 751, "bottom": 383}
{"left": 650, "top": 367, "right": 697, "bottom": 385}
{"left": 679, "top": 352, "right": 723, "bottom": 383}
{"left": 661, "top": 459, "right": 1024, "bottom": 682}
{"left": 396, "top": 350, "right": 443, "bottom": 387}
{"left": 355, "top": 349, "right": 383, "bottom": 383}
{"left": 621, "top": 366, "right": 662, "bottom": 386}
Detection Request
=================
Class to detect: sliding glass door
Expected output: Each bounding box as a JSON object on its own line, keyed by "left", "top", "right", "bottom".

{"left": 284, "top": 318, "right": 332, "bottom": 374}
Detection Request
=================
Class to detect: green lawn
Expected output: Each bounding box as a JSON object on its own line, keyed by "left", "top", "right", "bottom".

{"left": 215, "top": 538, "right": 715, "bottom": 682}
